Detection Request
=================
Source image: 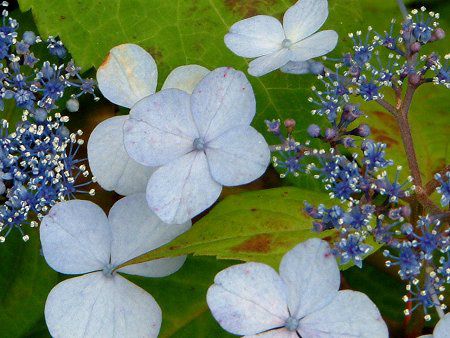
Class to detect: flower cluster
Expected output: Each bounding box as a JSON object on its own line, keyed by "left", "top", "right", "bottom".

{"left": 0, "top": 3, "right": 96, "bottom": 113}
{"left": 264, "top": 6, "right": 449, "bottom": 321}
{"left": 0, "top": 113, "right": 94, "bottom": 241}
{"left": 0, "top": 2, "right": 96, "bottom": 241}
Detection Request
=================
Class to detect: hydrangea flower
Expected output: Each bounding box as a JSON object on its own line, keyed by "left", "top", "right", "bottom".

{"left": 40, "top": 193, "right": 191, "bottom": 337}
{"left": 0, "top": 114, "right": 93, "bottom": 241}
{"left": 123, "top": 67, "right": 270, "bottom": 224}
{"left": 224, "top": 0, "right": 338, "bottom": 76}
{"left": 207, "top": 238, "right": 388, "bottom": 337}
{"left": 89, "top": 43, "right": 210, "bottom": 196}
{"left": 419, "top": 313, "right": 450, "bottom": 338}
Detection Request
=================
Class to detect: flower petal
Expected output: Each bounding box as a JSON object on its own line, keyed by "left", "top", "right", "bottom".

{"left": 45, "top": 272, "right": 162, "bottom": 338}
{"left": 124, "top": 89, "right": 198, "bottom": 167}
{"left": 245, "top": 329, "right": 298, "bottom": 338}
{"left": 224, "top": 15, "right": 284, "bottom": 58}
{"left": 191, "top": 67, "right": 255, "bottom": 141}
{"left": 40, "top": 200, "right": 111, "bottom": 274}
{"left": 298, "top": 290, "right": 389, "bottom": 338}
{"left": 162, "top": 65, "right": 210, "bottom": 94}
{"left": 434, "top": 313, "right": 450, "bottom": 338}
{"left": 206, "top": 126, "right": 270, "bottom": 186}
{"left": 283, "top": 0, "right": 328, "bottom": 42}
{"left": 280, "top": 61, "right": 311, "bottom": 75}
{"left": 87, "top": 115, "right": 156, "bottom": 196}
{"left": 109, "top": 193, "right": 191, "bottom": 277}
{"left": 97, "top": 44, "right": 157, "bottom": 108}
{"left": 146, "top": 151, "right": 222, "bottom": 224}
{"left": 248, "top": 49, "right": 291, "bottom": 77}
{"left": 279, "top": 238, "right": 340, "bottom": 318}
{"left": 207, "top": 262, "right": 289, "bottom": 335}
{"left": 290, "top": 30, "right": 338, "bottom": 62}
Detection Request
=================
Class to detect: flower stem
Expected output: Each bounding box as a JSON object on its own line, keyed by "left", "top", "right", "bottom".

{"left": 396, "top": 0, "right": 408, "bottom": 18}
{"left": 395, "top": 108, "right": 422, "bottom": 187}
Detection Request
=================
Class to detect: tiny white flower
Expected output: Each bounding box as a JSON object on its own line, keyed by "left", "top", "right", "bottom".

{"left": 225, "top": 0, "right": 338, "bottom": 77}
{"left": 419, "top": 313, "right": 450, "bottom": 338}
{"left": 40, "top": 193, "right": 191, "bottom": 338}
{"left": 123, "top": 67, "right": 270, "bottom": 224}
{"left": 207, "top": 238, "right": 389, "bottom": 337}
{"left": 89, "top": 43, "right": 210, "bottom": 195}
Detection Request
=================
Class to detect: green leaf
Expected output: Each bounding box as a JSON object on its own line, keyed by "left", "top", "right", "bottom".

{"left": 119, "top": 187, "right": 338, "bottom": 269}
{"left": 0, "top": 233, "right": 59, "bottom": 338}
{"left": 17, "top": 0, "right": 365, "bottom": 189}
{"left": 127, "top": 256, "right": 234, "bottom": 338}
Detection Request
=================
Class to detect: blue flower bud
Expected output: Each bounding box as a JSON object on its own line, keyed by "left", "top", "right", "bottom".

{"left": 22, "top": 31, "right": 36, "bottom": 45}
{"left": 356, "top": 124, "right": 371, "bottom": 137}
{"left": 66, "top": 98, "right": 80, "bottom": 112}
{"left": 325, "top": 128, "right": 337, "bottom": 140}
{"left": 34, "top": 108, "right": 48, "bottom": 122}
{"left": 307, "top": 124, "right": 321, "bottom": 138}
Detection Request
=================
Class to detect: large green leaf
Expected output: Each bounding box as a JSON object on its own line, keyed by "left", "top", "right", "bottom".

{"left": 127, "top": 256, "right": 234, "bottom": 338}
{"left": 18, "top": 0, "right": 364, "bottom": 189}
{"left": 0, "top": 233, "right": 59, "bottom": 338}
{"left": 119, "top": 187, "right": 337, "bottom": 269}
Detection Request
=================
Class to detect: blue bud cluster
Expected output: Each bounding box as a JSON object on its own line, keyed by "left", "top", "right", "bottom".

{"left": 0, "top": 3, "right": 96, "bottom": 241}
{"left": 0, "top": 4, "right": 97, "bottom": 114}
{"left": 266, "top": 7, "right": 449, "bottom": 320}
{"left": 0, "top": 114, "right": 95, "bottom": 242}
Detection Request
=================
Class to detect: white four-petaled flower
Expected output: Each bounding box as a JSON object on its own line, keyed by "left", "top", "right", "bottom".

{"left": 225, "top": 0, "right": 338, "bottom": 77}
{"left": 89, "top": 43, "right": 210, "bottom": 195}
{"left": 123, "top": 67, "right": 270, "bottom": 224}
{"left": 40, "top": 193, "right": 191, "bottom": 338}
{"left": 419, "top": 313, "right": 450, "bottom": 338}
{"left": 207, "top": 238, "right": 388, "bottom": 337}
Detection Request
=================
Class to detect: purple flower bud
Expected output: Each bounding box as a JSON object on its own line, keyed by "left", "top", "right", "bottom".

{"left": 432, "top": 28, "right": 445, "bottom": 41}
{"left": 307, "top": 124, "right": 321, "bottom": 138}
{"left": 355, "top": 124, "right": 371, "bottom": 137}
{"left": 284, "top": 119, "right": 296, "bottom": 133}
{"left": 325, "top": 128, "right": 337, "bottom": 141}
{"left": 410, "top": 42, "right": 421, "bottom": 53}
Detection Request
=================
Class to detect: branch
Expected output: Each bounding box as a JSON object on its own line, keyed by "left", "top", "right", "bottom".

{"left": 376, "top": 98, "right": 398, "bottom": 116}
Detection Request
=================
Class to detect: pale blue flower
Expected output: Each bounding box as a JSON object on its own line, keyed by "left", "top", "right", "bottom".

{"left": 41, "top": 193, "right": 191, "bottom": 338}
{"left": 207, "top": 238, "right": 388, "bottom": 337}
{"left": 123, "top": 67, "right": 270, "bottom": 224}
{"left": 224, "top": 0, "right": 338, "bottom": 76}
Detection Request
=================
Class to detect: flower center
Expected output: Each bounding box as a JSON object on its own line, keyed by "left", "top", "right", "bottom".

{"left": 281, "top": 38, "right": 293, "bottom": 49}
{"left": 284, "top": 316, "right": 300, "bottom": 331}
{"left": 193, "top": 137, "right": 206, "bottom": 151}
{"left": 102, "top": 263, "right": 115, "bottom": 278}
